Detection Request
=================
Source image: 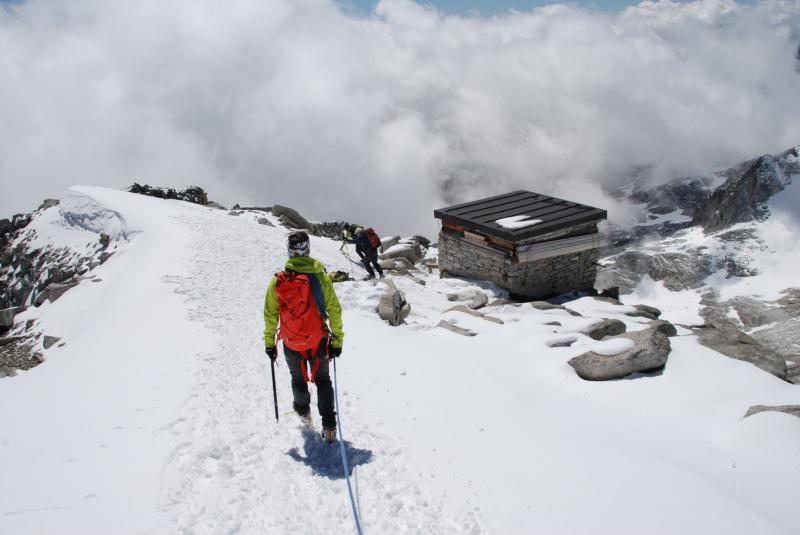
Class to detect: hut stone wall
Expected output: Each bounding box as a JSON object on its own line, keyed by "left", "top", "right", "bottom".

{"left": 438, "top": 227, "right": 599, "bottom": 299}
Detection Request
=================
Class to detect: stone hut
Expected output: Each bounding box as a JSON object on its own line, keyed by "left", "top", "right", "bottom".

{"left": 434, "top": 191, "right": 607, "bottom": 299}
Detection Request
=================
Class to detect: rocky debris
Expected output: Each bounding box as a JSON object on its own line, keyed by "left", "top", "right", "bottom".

{"left": 569, "top": 327, "right": 671, "bottom": 381}
{"left": 744, "top": 405, "right": 800, "bottom": 419}
{"left": 43, "top": 335, "right": 61, "bottom": 349}
{"left": 436, "top": 320, "right": 477, "bottom": 337}
{"left": 311, "top": 221, "right": 349, "bottom": 240}
{"left": 377, "top": 281, "right": 410, "bottom": 326}
{"left": 128, "top": 183, "right": 209, "bottom": 205}
{"left": 0, "top": 336, "right": 40, "bottom": 374}
{"left": 444, "top": 304, "right": 504, "bottom": 324}
{"left": 693, "top": 149, "right": 799, "bottom": 232}
{"left": 529, "top": 301, "right": 582, "bottom": 316}
{"left": 380, "top": 242, "right": 424, "bottom": 265}
{"left": 626, "top": 304, "right": 662, "bottom": 321}
{"left": 34, "top": 282, "right": 79, "bottom": 306}
{"left": 0, "top": 306, "right": 26, "bottom": 329}
{"left": 691, "top": 322, "right": 787, "bottom": 380}
{"left": 582, "top": 319, "right": 627, "bottom": 341}
{"left": 648, "top": 320, "right": 678, "bottom": 337}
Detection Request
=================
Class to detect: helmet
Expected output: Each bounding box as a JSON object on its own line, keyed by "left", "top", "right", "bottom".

{"left": 287, "top": 231, "right": 310, "bottom": 258}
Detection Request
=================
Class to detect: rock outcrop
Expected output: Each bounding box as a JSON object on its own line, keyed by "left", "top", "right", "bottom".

{"left": 128, "top": 183, "right": 209, "bottom": 205}
{"left": 692, "top": 151, "right": 798, "bottom": 232}
{"left": 744, "top": 405, "right": 800, "bottom": 419}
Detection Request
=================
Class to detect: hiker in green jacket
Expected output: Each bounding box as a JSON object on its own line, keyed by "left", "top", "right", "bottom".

{"left": 263, "top": 231, "right": 344, "bottom": 442}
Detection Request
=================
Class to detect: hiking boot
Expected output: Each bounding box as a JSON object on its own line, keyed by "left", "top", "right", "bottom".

{"left": 321, "top": 427, "right": 337, "bottom": 443}
{"left": 298, "top": 412, "right": 313, "bottom": 430}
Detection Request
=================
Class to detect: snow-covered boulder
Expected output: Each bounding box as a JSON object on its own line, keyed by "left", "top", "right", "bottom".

{"left": 379, "top": 242, "right": 424, "bottom": 264}
{"left": 569, "top": 327, "right": 671, "bottom": 381}
{"left": 380, "top": 235, "right": 401, "bottom": 252}
{"left": 582, "top": 319, "right": 626, "bottom": 340}
{"left": 691, "top": 323, "right": 787, "bottom": 380}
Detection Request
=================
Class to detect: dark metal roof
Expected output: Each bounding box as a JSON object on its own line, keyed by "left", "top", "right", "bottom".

{"left": 434, "top": 190, "right": 607, "bottom": 243}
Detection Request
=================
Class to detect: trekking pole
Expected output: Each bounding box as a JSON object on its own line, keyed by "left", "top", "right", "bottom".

{"left": 270, "top": 358, "right": 279, "bottom": 422}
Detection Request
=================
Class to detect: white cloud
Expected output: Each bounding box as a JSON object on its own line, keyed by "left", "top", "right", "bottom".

{"left": 1, "top": 0, "right": 799, "bottom": 236}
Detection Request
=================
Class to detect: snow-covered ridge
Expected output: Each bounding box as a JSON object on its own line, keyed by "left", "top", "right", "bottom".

{"left": 1, "top": 186, "right": 799, "bottom": 535}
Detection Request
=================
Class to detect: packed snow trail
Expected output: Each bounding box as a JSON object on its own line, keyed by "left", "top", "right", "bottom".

{"left": 159, "top": 210, "right": 485, "bottom": 534}
{"left": 2, "top": 187, "right": 800, "bottom": 535}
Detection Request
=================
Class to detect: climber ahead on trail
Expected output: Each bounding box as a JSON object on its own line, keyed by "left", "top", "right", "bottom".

{"left": 263, "top": 231, "right": 344, "bottom": 442}
{"left": 347, "top": 226, "right": 384, "bottom": 280}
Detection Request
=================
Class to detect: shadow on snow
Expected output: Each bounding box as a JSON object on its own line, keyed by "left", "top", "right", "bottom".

{"left": 286, "top": 428, "right": 374, "bottom": 480}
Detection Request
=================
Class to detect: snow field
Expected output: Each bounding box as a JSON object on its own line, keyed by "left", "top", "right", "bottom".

{"left": 1, "top": 186, "right": 799, "bottom": 535}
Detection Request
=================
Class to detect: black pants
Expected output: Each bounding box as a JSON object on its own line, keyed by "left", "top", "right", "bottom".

{"left": 284, "top": 341, "right": 336, "bottom": 429}
{"left": 361, "top": 255, "right": 384, "bottom": 277}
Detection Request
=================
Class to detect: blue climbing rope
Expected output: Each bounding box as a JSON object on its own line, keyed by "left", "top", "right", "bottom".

{"left": 332, "top": 356, "right": 365, "bottom": 535}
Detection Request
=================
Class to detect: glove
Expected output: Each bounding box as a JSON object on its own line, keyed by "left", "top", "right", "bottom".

{"left": 265, "top": 346, "right": 277, "bottom": 361}
{"left": 329, "top": 346, "right": 342, "bottom": 359}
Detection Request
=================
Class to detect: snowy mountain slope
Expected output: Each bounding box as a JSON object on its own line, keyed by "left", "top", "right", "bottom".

{"left": 600, "top": 146, "right": 800, "bottom": 382}
{"left": 1, "top": 187, "right": 799, "bottom": 534}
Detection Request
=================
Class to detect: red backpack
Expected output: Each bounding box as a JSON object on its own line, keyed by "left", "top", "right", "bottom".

{"left": 274, "top": 272, "right": 325, "bottom": 352}
{"left": 365, "top": 227, "right": 381, "bottom": 250}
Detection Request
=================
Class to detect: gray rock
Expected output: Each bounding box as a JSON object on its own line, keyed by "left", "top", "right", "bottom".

{"left": 380, "top": 236, "right": 401, "bottom": 252}
{"left": 648, "top": 320, "right": 677, "bottom": 337}
{"left": 257, "top": 218, "right": 274, "bottom": 227}
{"left": 43, "top": 335, "right": 61, "bottom": 349}
{"left": 444, "top": 304, "right": 504, "bottom": 324}
{"left": 0, "top": 306, "right": 27, "bottom": 328}
{"left": 378, "top": 257, "right": 415, "bottom": 271}
{"left": 569, "top": 327, "right": 671, "bottom": 380}
{"left": 379, "top": 243, "right": 423, "bottom": 264}
{"left": 634, "top": 304, "right": 661, "bottom": 318}
{"left": 47, "top": 282, "right": 78, "bottom": 303}
{"left": 529, "top": 301, "right": 582, "bottom": 317}
{"left": 377, "top": 282, "right": 410, "bottom": 326}
{"left": 582, "top": 319, "right": 627, "bottom": 341}
{"left": 272, "top": 205, "right": 313, "bottom": 231}
{"left": 544, "top": 321, "right": 562, "bottom": 327}
{"left": 592, "top": 296, "right": 622, "bottom": 306}
{"left": 744, "top": 405, "right": 800, "bottom": 419}
{"left": 436, "top": 320, "right": 477, "bottom": 337}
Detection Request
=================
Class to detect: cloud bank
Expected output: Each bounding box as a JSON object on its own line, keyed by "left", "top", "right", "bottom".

{"left": 1, "top": 0, "right": 799, "bottom": 234}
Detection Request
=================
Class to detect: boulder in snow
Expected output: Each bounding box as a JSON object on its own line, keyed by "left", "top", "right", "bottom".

{"left": 569, "top": 327, "right": 671, "bottom": 380}
{"left": 43, "top": 335, "right": 61, "bottom": 349}
{"left": 272, "top": 205, "right": 313, "bottom": 231}
{"left": 626, "top": 304, "right": 662, "bottom": 321}
{"left": 648, "top": 319, "right": 677, "bottom": 337}
{"left": 380, "top": 236, "right": 401, "bottom": 252}
{"left": 582, "top": 319, "right": 626, "bottom": 341}
{"left": 380, "top": 243, "right": 423, "bottom": 264}
{"left": 377, "top": 281, "right": 410, "bottom": 326}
